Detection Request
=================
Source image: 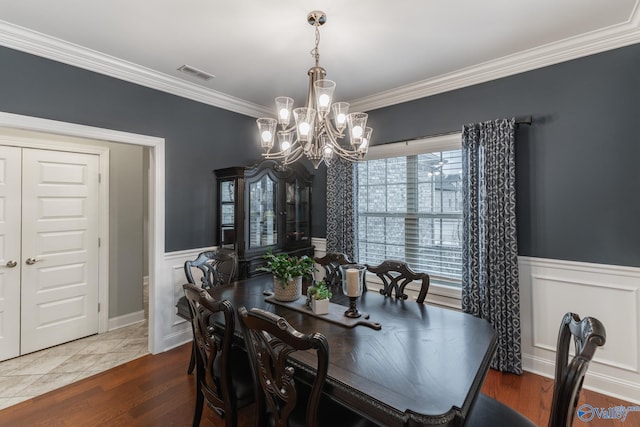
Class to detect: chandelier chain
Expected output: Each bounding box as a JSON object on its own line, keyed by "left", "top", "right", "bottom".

{"left": 310, "top": 25, "right": 321, "bottom": 68}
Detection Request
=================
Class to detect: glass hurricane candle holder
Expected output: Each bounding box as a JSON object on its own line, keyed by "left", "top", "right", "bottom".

{"left": 340, "top": 264, "right": 366, "bottom": 318}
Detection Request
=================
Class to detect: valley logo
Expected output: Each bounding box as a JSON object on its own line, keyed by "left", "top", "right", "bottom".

{"left": 577, "top": 403, "right": 640, "bottom": 422}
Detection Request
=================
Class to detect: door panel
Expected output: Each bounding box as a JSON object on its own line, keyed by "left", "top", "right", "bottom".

{"left": 21, "top": 149, "right": 99, "bottom": 354}
{"left": 0, "top": 146, "right": 22, "bottom": 361}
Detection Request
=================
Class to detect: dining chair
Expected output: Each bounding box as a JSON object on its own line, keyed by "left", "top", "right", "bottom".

{"left": 183, "top": 283, "right": 254, "bottom": 427}
{"left": 184, "top": 248, "right": 239, "bottom": 289}
{"left": 177, "top": 249, "right": 239, "bottom": 374}
{"left": 465, "top": 312, "right": 606, "bottom": 427}
{"left": 314, "top": 252, "right": 352, "bottom": 287}
{"left": 238, "top": 306, "right": 377, "bottom": 427}
{"left": 365, "top": 260, "right": 430, "bottom": 303}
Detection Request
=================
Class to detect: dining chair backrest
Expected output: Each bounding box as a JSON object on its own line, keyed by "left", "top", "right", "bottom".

{"left": 184, "top": 249, "right": 238, "bottom": 289}
{"left": 548, "top": 312, "right": 606, "bottom": 427}
{"left": 183, "top": 283, "right": 239, "bottom": 427}
{"left": 314, "top": 252, "right": 353, "bottom": 289}
{"left": 466, "top": 312, "right": 606, "bottom": 427}
{"left": 178, "top": 249, "right": 239, "bottom": 374}
{"left": 238, "top": 306, "right": 329, "bottom": 427}
{"left": 366, "top": 260, "right": 430, "bottom": 303}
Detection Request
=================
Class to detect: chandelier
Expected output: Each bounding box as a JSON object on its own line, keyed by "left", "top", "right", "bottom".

{"left": 256, "top": 11, "right": 372, "bottom": 169}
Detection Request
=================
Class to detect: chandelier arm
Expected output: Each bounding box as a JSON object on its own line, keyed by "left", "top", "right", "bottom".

{"left": 319, "top": 123, "right": 359, "bottom": 159}
{"left": 322, "top": 120, "right": 345, "bottom": 142}
{"left": 280, "top": 124, "right": 297, "bottom": 133}
{"left": 262, "top": 142, "right": 303, "bottom": 159}
{"left": 285, "top": 146, "right": 306, "bottom": 163}
{"left": 332, "top": 145, "right": 361, "bottom": 160}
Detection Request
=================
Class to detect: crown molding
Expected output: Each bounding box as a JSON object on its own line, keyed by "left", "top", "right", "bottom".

{"left": 0, "top": 20, "right": 271, "bottom": 118}
{"left": 1, "top": 9, "right": 639, "bottom": 118}
{"left": 350, "top": 5, "right": 640, "bottom": 112}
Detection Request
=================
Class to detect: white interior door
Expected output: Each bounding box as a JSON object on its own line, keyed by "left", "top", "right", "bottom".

{"left": 20, "top": 148, "right": 99, "bottom": 354}
{"left": 0, "top": 146, "right": 22, "bottom": 361}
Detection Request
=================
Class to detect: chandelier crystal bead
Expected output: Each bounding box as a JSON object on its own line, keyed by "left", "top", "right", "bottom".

{"left": 256, "top": 11, "right": 373, "bottom": 169}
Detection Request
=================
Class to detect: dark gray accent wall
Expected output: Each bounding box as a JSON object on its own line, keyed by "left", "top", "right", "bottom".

{"left": 361, "top": 43, "right": 640, "bottom": 268}
{"left": 2, "top": 42, "right": 638, "bottom": 270}
{"left": 0, "top": 45, "right": 263, "bottom": 251}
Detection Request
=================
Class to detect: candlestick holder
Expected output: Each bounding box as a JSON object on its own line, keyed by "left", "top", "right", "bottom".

{"left": 340, "top": 264, "right": 366, "bottom": 319}
{"left": 344, "top": 296, "right": 361, "bottom": 318}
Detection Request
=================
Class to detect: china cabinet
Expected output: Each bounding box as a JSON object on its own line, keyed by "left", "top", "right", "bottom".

{"left": 215, "top": 160, "right": 314, "bottom": 278}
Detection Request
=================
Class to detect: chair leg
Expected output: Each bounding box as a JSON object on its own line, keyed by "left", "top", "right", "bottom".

{"left": 187, "top": 340, "right": 196, "bottom": 374}
{"left": 193, "top": 382, "right": 204, "bottom": 427}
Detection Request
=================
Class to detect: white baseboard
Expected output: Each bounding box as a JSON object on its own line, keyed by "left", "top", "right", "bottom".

{"left": 108, "top": 310, "right": 145, "bottom": 331}
{"left": 162, "top": 329, "right": 193, "bottom": 352}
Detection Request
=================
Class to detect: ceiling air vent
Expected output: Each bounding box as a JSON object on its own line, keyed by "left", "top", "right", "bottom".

{"left": 177, "top": 64, "right": 215, "bottom": 81}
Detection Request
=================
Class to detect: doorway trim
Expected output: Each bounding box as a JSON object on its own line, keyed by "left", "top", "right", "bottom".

{"left": 0, "top": 112, "right": 165, "bottom": 354}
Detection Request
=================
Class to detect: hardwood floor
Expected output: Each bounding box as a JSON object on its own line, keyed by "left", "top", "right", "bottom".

{"left": 481, "top": 370, "right": 637, "bottom": 427}
{"left": 0, "top": 343, "right": 636, "bottom": 426}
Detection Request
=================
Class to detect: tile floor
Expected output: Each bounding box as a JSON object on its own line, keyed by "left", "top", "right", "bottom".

{"left": 0, "top": 320, "right": 149, "bottom": 410}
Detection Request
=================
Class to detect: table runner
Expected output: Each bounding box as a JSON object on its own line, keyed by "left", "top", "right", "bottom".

{"left": 264, "top": 293, "right": 381, "bottom": 330}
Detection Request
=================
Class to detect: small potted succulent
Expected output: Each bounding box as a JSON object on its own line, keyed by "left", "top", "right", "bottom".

{"left": 307, "top": 281, "right": 332, "bottom": 314}
{"left": 258, "top": 249, "right": 315, "bottom": 301}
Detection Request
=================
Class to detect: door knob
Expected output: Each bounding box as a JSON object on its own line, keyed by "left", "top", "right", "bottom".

{"left": 5, "top": 260, "right": 17, "bottom": 268}
{"left": 26, "top": 257, "right": 39, "bottom": 265}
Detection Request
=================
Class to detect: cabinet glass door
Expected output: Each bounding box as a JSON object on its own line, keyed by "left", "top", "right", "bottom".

{"left": 220, "top": 179, "right": 235, "bottom": 249}
{"left": 285, "top": 179, "right": 310, "bottom": 246}
{"left": 249, "top": 175, "right": 277, "bottom": 249}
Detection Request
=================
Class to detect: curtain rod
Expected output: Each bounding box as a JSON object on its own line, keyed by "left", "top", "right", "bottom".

{"left": 382, "top": 115, "right": 533, "bottom": 146}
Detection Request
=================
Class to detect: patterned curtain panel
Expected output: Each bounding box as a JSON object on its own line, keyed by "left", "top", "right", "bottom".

{"left": 326, "top": 157, "right": 357, "bottom": 260}
{"left": 461, "top": 118, "right": 522, "bottom": 374}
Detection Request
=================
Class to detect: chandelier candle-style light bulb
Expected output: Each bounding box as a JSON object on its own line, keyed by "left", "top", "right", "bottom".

{"left": 257, "top": 118, "right": 277, "bottom": 150}
{"left": 347, "top": 112, "right": 368, "bottom": 147}
{"left": 294, "top": 107, "right": 315, "bottom": 142}
{"left": 314, "top": 79, "right": 335, "bottom": 114}
{"left": 278, "top": 131, "right": 293, "bottom": 155}
{"left": 359, "top": 127, "right": 373, "bottom": 153}
{"left": 320, "top": 134, "right": 333, "bottom": 163}
{"left": 275, "top": 97, "right": 294, "bottom": 126}
{"left": 256, "top": 10, "right": 373, "bottom": 168}
{"left": 332, "top": 102, "right": 349, "bottom": 132}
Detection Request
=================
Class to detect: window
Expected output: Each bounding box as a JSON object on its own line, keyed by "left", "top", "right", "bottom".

{"left": 357, "top": 133, "right": 463, "bottom": 287}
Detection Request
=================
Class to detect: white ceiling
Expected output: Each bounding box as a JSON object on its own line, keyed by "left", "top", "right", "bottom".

{"left": 0, "top": 1, "right": 639, "bottom": 117}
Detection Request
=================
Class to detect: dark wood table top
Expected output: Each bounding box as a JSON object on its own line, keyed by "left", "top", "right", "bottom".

{"left": 208, "top": 275, "right": 497, "bottom": 427}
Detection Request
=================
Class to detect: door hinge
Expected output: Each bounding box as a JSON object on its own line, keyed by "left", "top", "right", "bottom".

{"left": 98, "top": 302, "right": 101, "bottom": 312}
{"left": 98, "top": 173, "right": 102, "bottom": 183}
{"left": 98, "top": 237, "right": 101, "bottom": 247}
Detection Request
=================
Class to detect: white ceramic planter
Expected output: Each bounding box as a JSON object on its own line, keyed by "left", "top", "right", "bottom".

{"left": 311, "top": 298, "right": 329, "bottom": 315}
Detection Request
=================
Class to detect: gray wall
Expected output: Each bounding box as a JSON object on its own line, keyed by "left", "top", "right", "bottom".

{"left": 0, "top": 45, "right": 262, "bottom": 252}
{"left": 361, "top": 43, "right": 640, "bottom": 268}
{"left": 0, "top": 45, "right": 263, "bottom": 317}
{"left": 108, "top": 143, "right": 144, "bottom": 317}
{"left": 2, "top": 40, "right": 638, "bottom": 315}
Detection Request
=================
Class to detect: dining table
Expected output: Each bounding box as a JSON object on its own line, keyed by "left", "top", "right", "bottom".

{"left": 207, "top": 275, "right": 497, "bottom": 427}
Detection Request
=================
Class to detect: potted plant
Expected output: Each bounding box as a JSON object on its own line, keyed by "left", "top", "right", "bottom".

{"left": 258, "top": 249, "right": 315, "bottom": 301}
{"left": 307, "top": 281, "right": 332, "bottom": 314}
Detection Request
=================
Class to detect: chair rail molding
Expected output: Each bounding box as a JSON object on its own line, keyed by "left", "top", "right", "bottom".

{"left": 519, "top": 256, "right": 640, "bottom": 404}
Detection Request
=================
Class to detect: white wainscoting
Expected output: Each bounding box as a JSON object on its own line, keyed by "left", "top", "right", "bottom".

{"left": 159, "top": 247, "right": 215, "bottom": 352}
{"left": 519, "top": 256, "right": 640, "bottom": 404}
